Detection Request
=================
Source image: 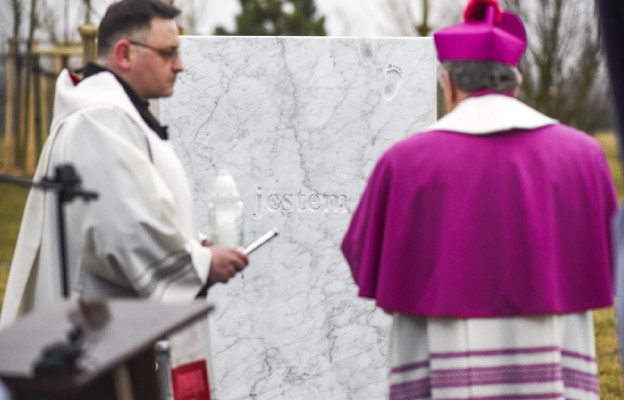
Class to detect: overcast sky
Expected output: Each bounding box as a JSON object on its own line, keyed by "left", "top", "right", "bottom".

{"left": 0, "top": 0, "right": 468, "bottom": 44}
{"left": 189, "top": 0, "right": 465, "bottom": 36}
{"left": 198, "top": 0, "right": 395, "bottom": 36}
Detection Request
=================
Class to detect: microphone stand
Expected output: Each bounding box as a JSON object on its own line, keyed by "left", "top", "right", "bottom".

{"left": 0, "top": 164, "right": 98, "bottom": 298}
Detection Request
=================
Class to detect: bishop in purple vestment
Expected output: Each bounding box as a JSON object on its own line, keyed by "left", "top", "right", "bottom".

{"left": 341, "top": 1, "right": 617, "bottom": 398}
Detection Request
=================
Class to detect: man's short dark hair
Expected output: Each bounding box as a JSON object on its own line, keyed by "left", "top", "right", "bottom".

{"left": 98, "top": 0, "right": 181, "bottom": 57}
{"left": 443, "top": 61, "right": 520, "bottom": 93}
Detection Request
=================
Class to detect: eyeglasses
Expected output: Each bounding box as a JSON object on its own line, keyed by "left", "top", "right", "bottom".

{"left": 128, "top": 39, "right": 179, "bottom": 62}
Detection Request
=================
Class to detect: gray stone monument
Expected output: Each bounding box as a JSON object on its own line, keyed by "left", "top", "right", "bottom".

{"left": 161, "top": 36, "right": 437, "bottom": 400}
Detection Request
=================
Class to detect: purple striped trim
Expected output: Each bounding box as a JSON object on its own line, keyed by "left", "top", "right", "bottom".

{"left": 562, "top": 367, "right": 599, "bottom": 394}
{"left": 438, "top": 393, "right": 564, "bottom": 400}
{"left": 390, "top": 360, "right": 430, "bottom": 374}
{"left": 431, "top": 363, "right": 562, "bottom": 388}
{"left": 389, "top": 377, "right": 431, "bottom": 400}
{"left": 430, "top": 346, "right": 560, "bottom": 359}
{"left": 561, "top": 349, "right": 596, "bottom": 363}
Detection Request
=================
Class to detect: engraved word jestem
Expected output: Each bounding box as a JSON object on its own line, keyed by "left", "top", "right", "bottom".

{"left": 252, "top": 187, "right": 350, "bottom": 219}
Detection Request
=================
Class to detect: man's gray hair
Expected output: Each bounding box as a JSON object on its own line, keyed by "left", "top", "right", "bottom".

{"left": 441, "top": 61, "right": 521, "bottom": 93}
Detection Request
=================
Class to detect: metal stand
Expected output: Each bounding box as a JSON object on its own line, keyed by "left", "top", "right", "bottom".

{"left": 1, "top": 164, "right": 99, "bottom": 376}
{"left": 2, "top": 165, "right": 172, "bottom": 399}
{"left": 0, "top": 164, "right": 98, "bottom": 298}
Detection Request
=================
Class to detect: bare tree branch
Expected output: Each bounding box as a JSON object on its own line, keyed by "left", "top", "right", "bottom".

{"left": 380, "top": 0, "right": 461, "bottom": 37}
{"left": 503, "top": 0, "right": 608, "bottom": 132}
{"left": 176, "top": 0, "right": 211, "bottom": 35}
{"left": 37, "top": 0, "right": 60, "bottom": 43}
{"left": 381, "top": 0, "right": 418, "bottom": 36}
{"left": 11, "top": 0, "right": 24, "bottom": 40}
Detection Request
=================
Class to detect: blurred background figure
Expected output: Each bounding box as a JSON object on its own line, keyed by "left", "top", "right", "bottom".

{"left": 596, "top": 0, "right": 624, "bottom": 376}
{"left": 0, "top": 380, "right": 8, "bottom": 400}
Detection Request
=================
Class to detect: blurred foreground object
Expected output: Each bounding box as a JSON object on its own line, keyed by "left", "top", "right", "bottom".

{"left": 0, "top": 299, "right": 212, "bottom": 400}
{"left": 596, "top": 0, "right": 624, "bottom": 372}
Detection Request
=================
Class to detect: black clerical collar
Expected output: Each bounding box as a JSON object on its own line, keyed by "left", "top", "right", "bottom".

{"left": 82, "top": 62, "right": 169, "bottom": 140}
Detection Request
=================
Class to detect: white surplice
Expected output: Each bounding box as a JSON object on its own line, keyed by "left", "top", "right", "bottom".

{"left": 1, "top": 69, "right": 218, "bottom": 398}
{"left": 389, "top": 313, "right": 599, "bottom": 400}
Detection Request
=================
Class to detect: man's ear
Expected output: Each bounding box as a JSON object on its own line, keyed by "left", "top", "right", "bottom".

{"left": 442, "top": 69, "right": 458, "bottom": 112}
{"left": 441, "top": 69, "right": 452, "bottom": 91}
{"left": 112, "top": 39, "right": 133, "bottom": 71}
{"left": 513, "top": 70, "right": 523, "bottom": 98}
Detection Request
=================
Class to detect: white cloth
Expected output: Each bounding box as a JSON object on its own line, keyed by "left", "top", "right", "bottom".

{"left": 389, "top": 312, "right": 599, "bottom": 400}
{"left": 0, "top": 69, "right": 217, "bottom": 397}
{"left": 430, "top": 94, "right": 557, "bottom": 134}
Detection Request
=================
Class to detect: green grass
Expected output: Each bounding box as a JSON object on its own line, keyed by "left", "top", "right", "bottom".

{"left": 595, "top": 307, "right": 624, "bottom": 398}
{"left": 0, "top": 134, "right": 623, "bottom": 395}
{"left": 596, "top": 132, "right": 624, "bottom": 196}
{"left": 0, "top": 183, "right": 28, "bottom": 312}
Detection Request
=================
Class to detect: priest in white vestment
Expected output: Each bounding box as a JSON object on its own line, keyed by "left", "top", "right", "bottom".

{"left": 0, "top": 1, "right": 248, "bottom": 399}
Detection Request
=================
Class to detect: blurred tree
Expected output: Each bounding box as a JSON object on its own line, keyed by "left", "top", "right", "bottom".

{"left": 38, "top": 2, "right": 60, "bottom": 43}
{"left": 83, "top": 0, "right": 92, "bottom": 23}
{"left": 174, "top": 0, "right": 210, "bottom": 35}
{"left": 502, "top": 0, "right": 609, "bottom": 133}
{"left": 10, "top": 0, "right": 24, "bottom": 40}
{"left": 383, "top": 0, "right": 431, "bottom": 36}
{"left": 384, "top": 0, "right": 610, "bottom": 133}
{"left": 21, "top": 0, "right": 38, "bottom": 171}
{"left": 381, "top": 0, "right": 460, "bottom": 37}
{"left": 3, "top": 0, "right": 24, "bottom": 172}
{"left": 214, "top": 0, "right": 326, "bottom": 36}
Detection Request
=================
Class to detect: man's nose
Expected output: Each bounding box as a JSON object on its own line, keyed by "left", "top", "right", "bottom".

{"left": 172, "top": 56, "right": 184, "bottom": 72}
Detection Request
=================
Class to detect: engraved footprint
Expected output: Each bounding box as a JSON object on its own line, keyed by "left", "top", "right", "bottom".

{"left": 383, "top": 64, "right": 403, "bottom": 101}
{"left": 358, "top": 38, "right": 374, "bottom": 64}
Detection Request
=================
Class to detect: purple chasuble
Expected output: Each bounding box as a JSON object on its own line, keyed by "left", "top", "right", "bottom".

{"left": 342, "top": 124, "right": 616, "bottom": 317}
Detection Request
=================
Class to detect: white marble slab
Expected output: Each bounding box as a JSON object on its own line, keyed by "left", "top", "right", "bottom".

{"left": 161, "top": 36, "right": 437, "bottom": 400}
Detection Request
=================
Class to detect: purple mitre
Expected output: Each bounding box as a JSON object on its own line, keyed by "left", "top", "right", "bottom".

{"left": 433, "top": 0, "right": 527, "bottom": 66}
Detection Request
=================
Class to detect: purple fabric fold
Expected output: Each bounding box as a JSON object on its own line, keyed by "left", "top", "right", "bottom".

{"left": 342, "top": 125, "right": 616, "bottom": 317}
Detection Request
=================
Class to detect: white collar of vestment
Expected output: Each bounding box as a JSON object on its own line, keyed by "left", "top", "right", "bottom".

{"left": 429, "top": 93, "right": 558, "bottom": 135}
{"left": 52, "top": 69, "right": 141, "bottom": 132}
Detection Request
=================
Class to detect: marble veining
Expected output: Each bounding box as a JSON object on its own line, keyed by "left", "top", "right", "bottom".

{"left": 161, "top": 36, "right": 437, "bottom": 400}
